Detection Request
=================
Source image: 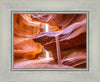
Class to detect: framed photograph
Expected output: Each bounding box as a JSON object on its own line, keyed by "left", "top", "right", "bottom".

{"left": 12, "top": 11, "right": 88, "bottom": 70}
{"left": 0, "top": 0, "right": 100, "bottom": 82}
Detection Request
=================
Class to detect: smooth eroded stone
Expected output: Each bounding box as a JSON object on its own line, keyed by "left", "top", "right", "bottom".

{"left": 14, "top": 38, "right": 42, "bottom": 60}
{"left": 61, "top": 48, "right": 86, "bottom": 68}
{"left": 33, "top": 21, "right": 86, "bottom": 52}
{"left": 31, "top": 14, "right": 86, "bottom": 29}
{"left": 33, "top": 21, "right": 86, "bottom": 68}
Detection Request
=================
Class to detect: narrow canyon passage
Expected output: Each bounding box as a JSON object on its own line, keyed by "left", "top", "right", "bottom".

{"left": 14, "top": 14, "right": 86, "bottom": 68}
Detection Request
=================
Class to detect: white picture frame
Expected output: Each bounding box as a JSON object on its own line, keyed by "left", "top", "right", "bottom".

{"left": 0, "top": 0, "right": 100, "bottom": 82}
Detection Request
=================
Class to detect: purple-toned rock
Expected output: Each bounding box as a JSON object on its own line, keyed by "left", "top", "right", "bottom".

{"left": 33, "top": 21, "right": 86, "bottom": 60}
{"left": 33, "top": 14, "right": 86, "bottom": 68}
{"left": 31, "top": 14, "right": 86, "bottom": 29}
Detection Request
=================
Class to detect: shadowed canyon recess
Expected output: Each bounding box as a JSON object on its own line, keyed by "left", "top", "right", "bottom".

{"left": 14, "top": 14, "right": 86, "bottom": 68}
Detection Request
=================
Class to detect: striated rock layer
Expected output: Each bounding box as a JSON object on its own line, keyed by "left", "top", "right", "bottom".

{"left": 14, "top": 14, "right": 42, "bottom": 60}
{"left": 14, "top": 14, "right": 87, "bottom": 68}
{"left": 33, "top": 14, "right": 86, "bottom": 68}
{"left": 14, "top": 14, "right": 59, "bottom": 60}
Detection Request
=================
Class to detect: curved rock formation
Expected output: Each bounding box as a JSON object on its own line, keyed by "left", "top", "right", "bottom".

{"left": 14, "top": 14, "right": 59, "bottom": 60}
{"left": 14, "top": 14, "right": 42, "bottom": 60}
{"left": 14, "top": 14, "right": 87, "bottom": 68}
{"left": 33, "top": 14, "right": 86, "bottom": 68}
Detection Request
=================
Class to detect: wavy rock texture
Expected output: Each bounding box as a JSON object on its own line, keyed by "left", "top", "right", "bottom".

{"left": 31, "top": 14, "right": 86, "bottom": 29}
{"left": 33, "top": 14, "right": 86, "bottom": 68}
{"left": 14, "top": 14, "right": 42, "bottom": 60}
{"left": 14, "top": 14, "right": 86, "bottom": 68}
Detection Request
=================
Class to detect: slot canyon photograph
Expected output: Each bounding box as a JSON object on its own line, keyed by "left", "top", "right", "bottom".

{"left": 13, "top": 13, "right": 87, "bottom": 69}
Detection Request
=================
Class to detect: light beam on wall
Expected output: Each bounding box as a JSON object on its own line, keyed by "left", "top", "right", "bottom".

{"left": 45, "top": 24, "right": 50, "bottom": 60}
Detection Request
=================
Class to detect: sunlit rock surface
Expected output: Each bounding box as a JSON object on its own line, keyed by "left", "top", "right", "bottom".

{"left": 14, "top": 14, "right": 86, "bottom": 68}
{"left": 14, "top": 14, "right": 42, "bottom": 60}
{"left": 33, "top": 14, "right": 86, "bottom": 68}
{"left": 14, "top": 38, "right": 42, "bottom": 60}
